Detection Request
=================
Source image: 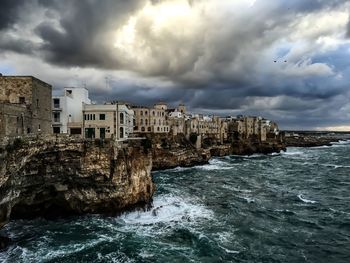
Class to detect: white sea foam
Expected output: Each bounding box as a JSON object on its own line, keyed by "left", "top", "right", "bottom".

{"left": 333, "top": 140, "right": 350, "bottom": 145}
{"left": 298, "top": 194, "right": 317, "bottom": 204}
{"left": 119, "top": 194, "right": 213, "bottom": 226}
{"left": 196, "top": 159, "right": 232, "bottom": 171}
{"left": 282, "top": 150, "right": 304, "bottom": 156}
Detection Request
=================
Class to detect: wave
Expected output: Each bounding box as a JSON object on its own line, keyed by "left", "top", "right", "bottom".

{"left": 282, "top": 150, "right": 304, "bottom": 156}
{"left": 332, "top": 140, "right": 350, "bottom": 145}
{"left": 119, "top": 194, "right": 213, "bottom": 226}
{"left": 297, "top": 194, "right": 317, "bottom": 204}
{"left": 196, "top": 159, "right": 232, "bottom": 171}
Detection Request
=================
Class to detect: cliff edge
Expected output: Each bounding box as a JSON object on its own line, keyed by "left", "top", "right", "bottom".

{"left": 0, "top": 136, "right": 154, "bottom": 231}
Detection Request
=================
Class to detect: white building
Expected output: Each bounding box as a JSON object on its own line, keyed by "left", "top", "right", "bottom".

{"left": 52, "top": 87, "right": 91, "bottom": 135}
{"left": 83, "top": 102, "right": 134, "bottom": 141}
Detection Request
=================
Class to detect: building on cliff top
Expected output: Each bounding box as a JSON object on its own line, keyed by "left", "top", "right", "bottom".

{"left": 52, "top": 87, "right": 91, "bottom": 135}
{"left": 83, "top": 102, "right": 134, "bottom": 141}
{"left": 0, "top": 75, "right": 52, "bottom": 138}
{"left": 132, "top": 103, "right": 170, "bottom": 134}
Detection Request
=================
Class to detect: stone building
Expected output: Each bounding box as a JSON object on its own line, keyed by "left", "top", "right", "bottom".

{"left": 132, "top": 102, "right": 170, "bottom": 134}
{"left": 227, "top": 116, "right": 278, "bottom": 142}
{"left": 83, "top": 102, "right": 134, "bottom": 141}
{"left": 0, "top": 75, "right": 52, "bottom": 138}
{"left": 52, "top": 87, "right": 91, "bottom": 135}
{"left": 185, "top": 115, "right": 220, "bottom": 138}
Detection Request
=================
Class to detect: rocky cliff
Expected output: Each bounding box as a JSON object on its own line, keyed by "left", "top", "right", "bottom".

{"left": 0, "top": 136, "right": 154, "bottom": 231}
{"left": 145, "top": 134, "right": 286, "bottom": 170}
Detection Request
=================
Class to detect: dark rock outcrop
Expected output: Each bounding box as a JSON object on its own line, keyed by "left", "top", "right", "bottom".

{"left": 285, "top": 132, "right": 350, "bottom": 147}
{"left": 147, "top": 134, "right": 286, "bottom": 171}
{"left": 0, "top": 136, "right": 154, "bottom": 231}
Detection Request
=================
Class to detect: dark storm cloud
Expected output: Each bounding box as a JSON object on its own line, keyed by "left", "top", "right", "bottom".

{"left": 33, "top": 0, "right": 146, "bottom": 67}
{"left": 1, "top": 0, "right": 350, "bottom": 129}
{"left": 0, "top": 0, "right": 26, "bottom": 30}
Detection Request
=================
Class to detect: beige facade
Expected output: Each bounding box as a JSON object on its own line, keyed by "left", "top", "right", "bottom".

{"left": 0, "top": 76, "right": 52, "bottom": 138}
{"left": 132, "top": 103, "right": 170, "bottom": 134}
{"left": 83, "top": 103, "right": 134, "bottom": 141}
{"left": 185, "top": 115, "right": 220, "bottom": 137}
{"left": 228, "top": 116, "right": 278, "bottom": 142}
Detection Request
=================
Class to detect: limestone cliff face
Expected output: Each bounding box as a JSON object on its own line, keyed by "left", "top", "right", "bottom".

{"left": 0, "top": 136, "right": 154, "bottom": 229}
{"left": 148, "top": 134, "right": 286, "bottom": 171}
{"left": 144, "top": 134, "right": 210, "bottom": 170}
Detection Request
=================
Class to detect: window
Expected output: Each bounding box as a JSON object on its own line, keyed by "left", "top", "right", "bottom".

{"left": 119, "top": 127, "right": 124, "bottom": 139}
{"left": 120, "top": 113, "right": 124, "bottom": 124}
{"left": 53, "top": 98, "right": 60, "bottom": 108}
{"left": 141, "top": 119, "right": 144, "bottom": 125}
{"left": 152, "top": 111, "right": 155, "bottom": 116}
{"left": 100, "top": 114, "right": 106, "bottom": 120}
{"left": 141, "top": 111, "right": 143, "bottom": 116}
{"left": 145, "top": 111, "right": 148, "bottom": 115}
{"left": 36, "top": 99, "right": 39, "bottom": 108}
{"left": 157, "top": 127, "right": 160, "bottom": 132}
{"left": 19, "top": 97, "right": 25, "bottom": 104}
{"left": 145, "top": 119, "right": 148, "bottom": 125}
{"left": 93, "top": 114, "right": 96, "bottom": 120}
{"left": 141, "top": 127, "right": 145, "bottom": 132}
{"left": 53, "top": 112, "right": 60, "bottom": 122}
{"left": 148, "top": 127, "right": 151, "bottom": 132}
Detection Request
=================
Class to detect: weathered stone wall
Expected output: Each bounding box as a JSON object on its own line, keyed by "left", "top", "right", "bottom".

{"left": 0, "top": 136, "right": 154, "bottom": 228}
{"left": 0, "top": 76, "right": 52, "bottom": 137}
{"left": 0, "top": 77, "right": 33, "bottom": 104}
{"left": 30, "top": 78, "right": 52, "bottom": 134}
{"left": 0, "top": 103, "right": 32, "bottom": 137}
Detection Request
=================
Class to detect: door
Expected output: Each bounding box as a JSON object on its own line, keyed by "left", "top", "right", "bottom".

{"left": 85, "top": 128, "right": 95, "bottom": 139}
{"left": 100, "top": 128, "right": 106, "bottom": 139}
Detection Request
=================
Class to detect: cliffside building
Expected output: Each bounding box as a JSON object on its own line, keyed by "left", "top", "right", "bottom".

{"left": 0, "top": 75, "right": 52, "bottom": 138}
{"left": 132, "top": 102, "right": 170, "bottom": 134}
{"left": 227, "top": 116, "right": 279, "bottom": 142}
{"left": 83, "top": 103, "right": 134, "bottom": 141}
{"left": 52, "top": 87, "right": 91, "bottom": 135}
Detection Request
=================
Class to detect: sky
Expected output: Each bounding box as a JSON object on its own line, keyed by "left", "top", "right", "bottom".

{"left": 1, "top": 0, "right": 350, "bottom": 130}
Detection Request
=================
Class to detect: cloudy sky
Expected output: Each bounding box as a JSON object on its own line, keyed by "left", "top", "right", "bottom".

{"left": 1, "top": 0, "right": 350, "bottom": 130}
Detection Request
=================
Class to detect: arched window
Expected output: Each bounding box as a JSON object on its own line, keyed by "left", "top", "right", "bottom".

{"left": 119, "top": 127, "right": 124, "bottom": 139}
{"left": 159, "top": 120, "right": 161, "bottom": 125}
{"left": 120, "top": 113, "right": 124, "bottom": 124}
{"left": 157, "top": 127, "right": 160, "bottom": 132}
{"left": 141, "top": 127, "right": 145, "bottom": 132}
{"left": 148, "top": 127, "right": 151, "bottom": 132}
{"left": 141, "top": 119, "right": 144, "bottom": 125}
{"left": 140, "top": 111, "right": 143, "bottom": 116}
{"left": 145, "top": 119, "right": 148, "bottom": 125}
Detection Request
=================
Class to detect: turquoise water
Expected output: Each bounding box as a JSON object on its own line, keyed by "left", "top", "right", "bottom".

{"left": 1, "top": 142, "right": 350, "bottom": 262}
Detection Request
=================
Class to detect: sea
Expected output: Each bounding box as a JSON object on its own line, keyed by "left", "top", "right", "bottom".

{"left": 1, "top": 141, "right": 350, "bottom": 262}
